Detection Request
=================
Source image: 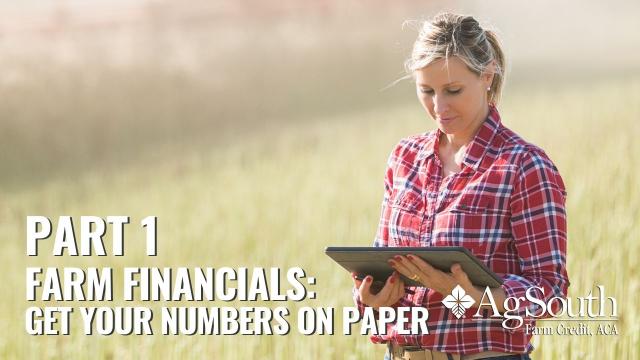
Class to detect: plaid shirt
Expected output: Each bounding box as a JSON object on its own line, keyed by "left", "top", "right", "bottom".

{"left": 353, "top": 105, "right": 569, "bottom": 354}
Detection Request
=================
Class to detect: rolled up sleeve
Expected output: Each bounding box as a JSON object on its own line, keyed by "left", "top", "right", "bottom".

{"left": 502, "top": 148, "right": 570, "bottom": 328}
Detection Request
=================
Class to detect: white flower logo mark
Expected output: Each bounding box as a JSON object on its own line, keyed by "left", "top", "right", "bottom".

{"left": 442, "top": 285, "right": 476, "bottom": 319}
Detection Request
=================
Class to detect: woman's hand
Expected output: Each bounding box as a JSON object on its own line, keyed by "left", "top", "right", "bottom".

{"left": 388, "top": 255, "right": 475, "bottom": 298}
{"left": 352, "top": 271, "right": 405, "bottom": 309}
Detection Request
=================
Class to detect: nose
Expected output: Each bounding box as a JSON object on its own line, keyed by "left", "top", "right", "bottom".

{"left": 433, "top": 93, "right": 449, "bottom": 116}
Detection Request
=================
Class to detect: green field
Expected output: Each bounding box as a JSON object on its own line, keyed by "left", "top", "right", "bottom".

{"left": 1, "top": 74, "right": 639, "bottom": 358}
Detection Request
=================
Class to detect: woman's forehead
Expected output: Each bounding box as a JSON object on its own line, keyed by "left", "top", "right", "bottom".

{"left": 415, "top": 57, "right": 475, "bottom": 86}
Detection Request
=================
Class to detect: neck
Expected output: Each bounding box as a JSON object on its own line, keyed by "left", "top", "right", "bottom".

{"left": 441, "top": 103, "right": 490, "bottom": 150}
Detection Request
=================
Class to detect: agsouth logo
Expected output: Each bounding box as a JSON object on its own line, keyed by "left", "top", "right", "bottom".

{"left": 441, "top": 284, "right": 619, "bottom": 331}
{"left": 442, "top": 285, "right": 475, "bottom": 319}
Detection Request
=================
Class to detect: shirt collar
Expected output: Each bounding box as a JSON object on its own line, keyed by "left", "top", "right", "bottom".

{"left": 419, "top": 105, "right": 502, "bottom": 172}
{"left": 459, "top": 104, "right": 501, "bottom": 171}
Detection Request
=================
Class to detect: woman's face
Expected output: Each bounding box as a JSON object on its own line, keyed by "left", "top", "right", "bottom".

{"left": 415, "top": 56, "right": 493, "bottom": 137}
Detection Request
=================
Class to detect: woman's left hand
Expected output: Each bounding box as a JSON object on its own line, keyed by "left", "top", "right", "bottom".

{"left": 388, "top": 254, "right": 475, "bottom": 297}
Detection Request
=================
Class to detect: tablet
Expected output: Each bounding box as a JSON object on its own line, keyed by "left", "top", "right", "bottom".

{"left": 325, "top": 246, "right": 503, "bottom": 288}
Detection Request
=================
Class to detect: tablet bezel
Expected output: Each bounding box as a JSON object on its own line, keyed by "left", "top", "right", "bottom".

{"left": 325, "top": 246, "right": 503, "bottom": 288}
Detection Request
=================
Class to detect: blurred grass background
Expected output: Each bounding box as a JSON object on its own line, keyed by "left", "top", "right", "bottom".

{"left": 1, "top": 0, "right": 639, "bottom": 359}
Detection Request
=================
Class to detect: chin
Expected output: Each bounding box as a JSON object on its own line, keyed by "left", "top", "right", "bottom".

{"left": 436, "top": 123, "right": 459, "bottom": 135}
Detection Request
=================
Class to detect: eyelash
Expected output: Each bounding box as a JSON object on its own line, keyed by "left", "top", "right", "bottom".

{"left": 420, "top": 89, "right": 461, "bottom": 95}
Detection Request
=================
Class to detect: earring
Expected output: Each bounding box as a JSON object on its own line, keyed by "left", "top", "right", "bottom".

{"left": 486, "top": 87, "right": 491, "bottom": 91}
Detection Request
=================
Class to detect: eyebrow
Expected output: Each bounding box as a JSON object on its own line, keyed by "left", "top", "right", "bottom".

{"left": 418, "top": 82, "right": 462, "bottom": 87}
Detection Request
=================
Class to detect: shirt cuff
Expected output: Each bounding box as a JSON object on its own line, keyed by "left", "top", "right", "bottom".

{"left": 500, "top": 274, "right": 546, "bottom": 333}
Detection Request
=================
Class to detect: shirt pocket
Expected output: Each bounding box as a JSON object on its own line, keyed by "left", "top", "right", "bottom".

{"left": 388, "top": 188, "right": 425, "bottom": 247}
{"left": 446, "top": 199, "right": 512, "bottom": 262}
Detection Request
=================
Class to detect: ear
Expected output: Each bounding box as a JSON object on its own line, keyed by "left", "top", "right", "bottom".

{"left": 481, "top": 61, "right": 496, "bottom": 87}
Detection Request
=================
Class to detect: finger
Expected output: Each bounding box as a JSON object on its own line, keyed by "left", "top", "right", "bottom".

{"left": 390, "top": 259, "right": 427, "bottom": 288}
{"left": 380, "top": 273, "right": 399, "bottom": 304}
{"left": 351, "top": 272, "right": 363, "bottom": 287}
{"left": 395, "top": 255, "right": 427, "bottom": 280}
{"left": 391, "top": 273, "right": 404, "bottom": 302}
{"left": 388, "top": 256, "right": 418, "bottom": 280}
{"left": 386, "top": 272, "right": 399, "bottom": 299}
{"left": 406, "top": 254, "right": 438, "bottom": 276}
{"left": 357, "top": 276, "right": 373, "bottom": 301}
{"left": 362, "top": 276, "right": 389, "bottom": 307}
{"left": 450, "top": 263, "right": 472, "bottom": 287}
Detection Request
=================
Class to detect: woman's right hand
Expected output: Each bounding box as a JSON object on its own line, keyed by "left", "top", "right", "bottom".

{"left": 352, "top": 272, "right": 405, "bottom": 309}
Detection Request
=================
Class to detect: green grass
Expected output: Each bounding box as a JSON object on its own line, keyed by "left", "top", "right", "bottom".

{"left": 2, "top": 77, "right": 639, "bottom": 359}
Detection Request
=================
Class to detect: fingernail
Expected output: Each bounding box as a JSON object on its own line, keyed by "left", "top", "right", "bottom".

{"left": 390, "top": 276, "right": 396, "bottom": 284}
{"left": 407, "top": 255, "right": 415, "bottom": 260}
{"left": 394, "top": 255, "right": 402, "bottom": 261}
{"left": 388, "top": 260, "right": 396, "bottom": 266}
{"left": 366, "top": 277, "right": 372, "bottom": 283}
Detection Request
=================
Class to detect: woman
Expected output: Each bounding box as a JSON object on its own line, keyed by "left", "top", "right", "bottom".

{"left": 352, "top": 12, "right": 569, "bottom": 360}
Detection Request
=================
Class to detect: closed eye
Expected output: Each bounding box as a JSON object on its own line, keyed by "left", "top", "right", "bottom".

{"left": 419, "top": 88, "right": 462, "bottom": 95}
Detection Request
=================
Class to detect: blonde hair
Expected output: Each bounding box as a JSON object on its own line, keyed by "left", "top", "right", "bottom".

{"left": 403, "top": 12, "right": 506, "bottom": 105}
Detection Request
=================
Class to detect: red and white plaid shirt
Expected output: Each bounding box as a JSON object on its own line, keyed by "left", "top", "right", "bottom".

{"left": 353, "top": 105, "right": 569, "bottom": 354}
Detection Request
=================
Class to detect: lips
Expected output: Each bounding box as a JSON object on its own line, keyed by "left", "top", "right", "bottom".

{"left": 439, "top": 116, "right": 457, "bottom": 122}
